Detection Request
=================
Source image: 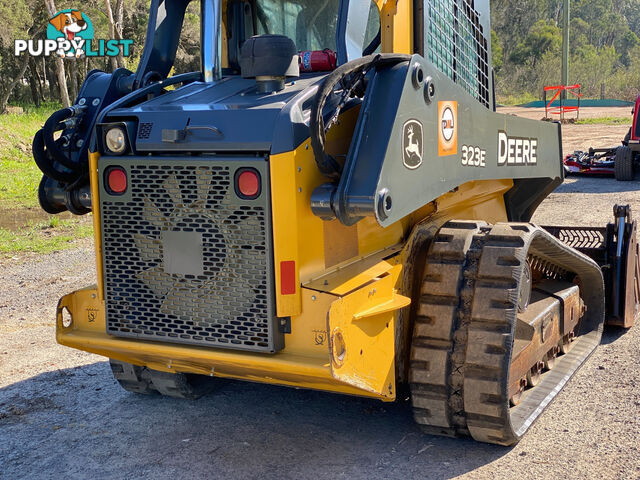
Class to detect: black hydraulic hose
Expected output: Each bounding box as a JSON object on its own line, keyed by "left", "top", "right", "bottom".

{"left": 32, "top": 129, "right": 78, "bottom": 183}
{"left": 309, "top": 53, "right": 412, "bottom": 179}
{"left": 43, "top": 108, "right": 81, "bottom": 172}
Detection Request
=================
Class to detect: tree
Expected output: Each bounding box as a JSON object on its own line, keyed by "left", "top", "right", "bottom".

{"left": 491, "top": 30, "right": 504, "bottom": 73}
{"left": 43, "top": 0, "right": 71, "bottom": 107}
{"left": 510, "top": 20, "right": 562, "bottom": 67}
{"left": 615, "top": 29, "right": 640, "bottom": 66}
{"left": 105, "top": 0, "right": 126, "bottom": 70}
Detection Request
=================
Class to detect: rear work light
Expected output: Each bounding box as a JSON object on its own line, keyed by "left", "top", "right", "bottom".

{"left": 235, "top": 168, "right": 261, "bottom": 199}
{"left": 105, "top": 166, "right": 127, "bottom": 195}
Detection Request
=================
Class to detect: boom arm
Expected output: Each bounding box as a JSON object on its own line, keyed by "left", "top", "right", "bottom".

{"left": 310, "top": 54, "right": 564, "bottom": 227}
{"left": 135, "top": 0, "right": 195, "bottom": 87}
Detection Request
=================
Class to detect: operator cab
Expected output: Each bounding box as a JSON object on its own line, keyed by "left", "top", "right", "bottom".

{"left": 135, "top": 0, "right": 381, "bottom": 89}
{"left": 226, "top": 0, "right": 345, "bottom": 73}
{"left": 222, "top": 0, "right": 380, "bottom": 76}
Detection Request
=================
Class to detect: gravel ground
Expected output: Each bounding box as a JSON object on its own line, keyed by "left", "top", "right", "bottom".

{"left": 2, "top": 114, "right": 640, "bottom": 479}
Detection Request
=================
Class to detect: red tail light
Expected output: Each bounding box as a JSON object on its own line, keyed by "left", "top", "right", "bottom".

{"left": 105, "top": 167, "right": 127, "bottom": 195}
{"left": 235, "top": 168, "right": 261, "bottom": 199}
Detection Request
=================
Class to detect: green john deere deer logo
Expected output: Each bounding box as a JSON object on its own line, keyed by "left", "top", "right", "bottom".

{"left": 14, "top": 9, "right": 132, "bottom": 59}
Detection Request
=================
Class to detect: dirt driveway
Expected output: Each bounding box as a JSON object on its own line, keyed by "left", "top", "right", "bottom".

{"left": 1, "top": 110, "right": 639, "bottom": 479}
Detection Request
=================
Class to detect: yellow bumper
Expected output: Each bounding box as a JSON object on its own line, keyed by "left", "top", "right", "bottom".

{"left": 57, "top": 263, "right": 408, "bottom": 402}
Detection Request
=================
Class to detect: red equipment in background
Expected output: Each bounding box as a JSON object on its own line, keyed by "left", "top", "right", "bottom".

{"left": 565, "top": 95, "right": 640, "bottom": 180}
{"left": 544, "top": 84, "right": 583, "bottom": 121}
{"left": 629, "top": 94, "right": 640, "bottom": 143}
{"left": 564, "top": 149, "right": 616, "bottom": 176}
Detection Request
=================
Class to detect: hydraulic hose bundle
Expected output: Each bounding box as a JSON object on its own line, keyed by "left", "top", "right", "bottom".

{"left": 309, "top": 53, "right": 412, "bottom": 180}
{"left": 33, "top": 107, "right": 84, "bottom": 182}
{"left": 33, "top": 106, "right": 91, "bottom": 214}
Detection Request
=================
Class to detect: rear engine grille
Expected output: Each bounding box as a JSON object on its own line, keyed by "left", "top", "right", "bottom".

{"left": 427, "top": 0, "right": 490, "bottom": 108}
{"left": 100, "top": 158, "right": 281, "bottom": 352}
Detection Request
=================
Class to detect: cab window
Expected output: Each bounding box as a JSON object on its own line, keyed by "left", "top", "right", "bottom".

{"left": 255, "top": 0, "right": 380, "bottom": 53}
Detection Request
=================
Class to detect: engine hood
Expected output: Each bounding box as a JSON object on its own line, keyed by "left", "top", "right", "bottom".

{"left": 103, "top": 74, "right": 325, "bottom": 155}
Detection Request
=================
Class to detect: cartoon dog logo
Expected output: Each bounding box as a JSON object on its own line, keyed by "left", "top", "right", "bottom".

{"left": 48, "top": 10, "right": 88, "bottom": 57}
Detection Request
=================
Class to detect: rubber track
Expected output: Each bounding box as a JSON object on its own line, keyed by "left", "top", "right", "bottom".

{"left": 409, "top": 220, "right": 487, "bottom": 437}
{"left": 410, "top": 222, "right": 605, "bottom": 445}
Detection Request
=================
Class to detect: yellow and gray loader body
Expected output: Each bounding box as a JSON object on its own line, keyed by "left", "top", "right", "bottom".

{"left": 33, "top": 0, "right": 638, "bottom": 446}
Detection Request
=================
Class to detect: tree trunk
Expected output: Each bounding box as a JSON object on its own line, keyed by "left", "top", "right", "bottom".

{"left": 28, "top": 62, "right": 41, "bottom": 107}
{"left": 47, "top": 60, "right": 57, "bottom": 98}
{"left": 0, "top": 55, "right": 30, "bottom": 114}
{"left": 44, "top": 0, "right": 71, "bottom": 107}
{"left": 553, "top": 3, "right": 562, "bottom": 26}
{"left": 29, "top": 56, "right": 45, "bottom": 104}
{"left": 104, "top": 0, "right": 119, "bottom": 72}
{"left": 38, "top": 60, "right": 46, "bottom": 102}
{"left": 84, "top": 56, "right": 89, "bottom": 82}
{"left": 68, "top": 61, "right": 78, "bottom": 102}
{"left": 115, "top": 0, "right": 125, "bottom": 69}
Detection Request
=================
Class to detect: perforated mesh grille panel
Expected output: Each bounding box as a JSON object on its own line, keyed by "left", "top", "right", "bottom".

{"left": 100, "top": 158, "right": 280, "bottom": 352}
{"left": 137, "top": 122, "right": 153, "bottom": 140}
{"left": 428, "top": 0, "right": 490, "bottom": 108}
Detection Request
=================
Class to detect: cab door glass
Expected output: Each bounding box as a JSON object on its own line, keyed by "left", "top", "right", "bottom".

{"left": 255, "top": 0, "right": 380, "bottom": 54}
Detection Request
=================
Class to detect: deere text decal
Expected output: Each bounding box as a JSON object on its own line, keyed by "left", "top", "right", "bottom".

{"left": 497, "top": 131, "right": 538, "bottom": 166}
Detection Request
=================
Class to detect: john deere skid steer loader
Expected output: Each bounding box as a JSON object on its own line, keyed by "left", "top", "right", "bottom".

{"left": 33, "top": 0, "right": 639, "bottom": 445}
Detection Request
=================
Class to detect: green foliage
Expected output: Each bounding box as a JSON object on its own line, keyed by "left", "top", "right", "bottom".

{"left": 609, "top": 45, "right": 640, "bottom": 100}
{"left": 0, "top": 106, "right": 56, "bottom": 208}
{"left": 495, "top": 92, "right": 538, "bottom": 106}
{"left": 510, "top": 20, "right": 562, "bottom": 66}
{"left": 492, "top": 0, "right": 640, "bottom": 102}
{"left": 0, "top": 158, "right": 41, "bottom": 209}
{"left": 576, "top": 117, "right": 631, "bottom": 125}
{"left": 1, "top": 1, "right": 638, "bottom": 111}
{"left": 616, "top": 29, "right": 640, "bottom": 66}
{"left": 491, "top": 30, "right": 504, "bottom": 73}
{"left": 571, "top": 45, "right": 618, "bottom": 95}
{"left": 0, "top": 219, "right": 93, "bottom": 256}
{"left": 0, "top": 104, "right": 92, "bottom": 256}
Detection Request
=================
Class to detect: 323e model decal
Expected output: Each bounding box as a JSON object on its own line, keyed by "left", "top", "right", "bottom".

{"left": 461, "top": 145, "right": 487, "bottom": 168}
